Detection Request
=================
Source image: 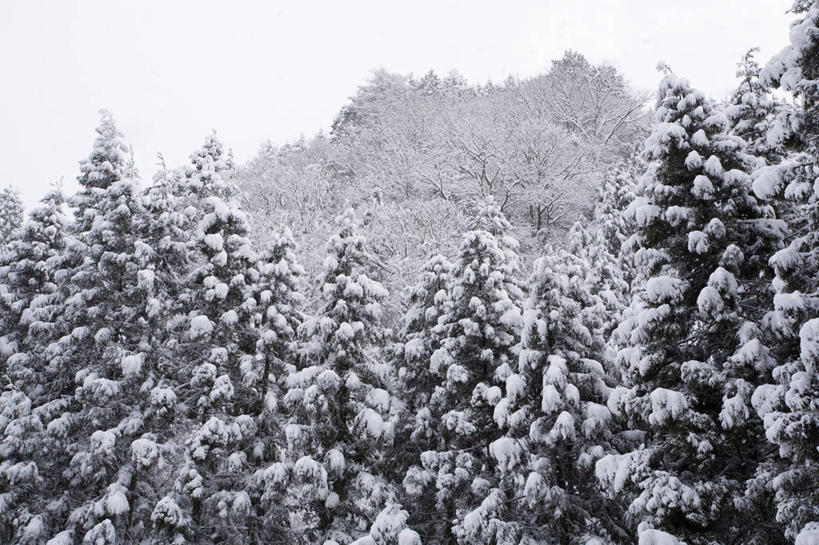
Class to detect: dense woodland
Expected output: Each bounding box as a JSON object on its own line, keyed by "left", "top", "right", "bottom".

{"left": 0, "top": 3, "right": 818, "bottom": 545}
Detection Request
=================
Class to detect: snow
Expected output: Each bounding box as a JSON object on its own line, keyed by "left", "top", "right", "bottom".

{"left": 684, "top": 150, "right": 703, "bottom": 169}
{"left": 704, "top": 217, "right": 725, "bottom": 239}
{"left": 316, "top": 368, "right": 340, "bottom": 390}
{"left": 583, "top": 403, "right": 611, "bottom": 436}
{"left": 797, "top": 522, "right": 819, "bottom": 545}
{"left": 648, "top": 388, "right": 688, "bottom": 425}
{"left": 220, "top": 309, "right": 238, "bottom": 325}
{"left": 720, "top": 383, "right": 751, "bottom": 429}
{"left": 152, "top": 496, "right": 187, "bottom": 531}
{"left": 105, "top": 482, "right": 130, "bottom": 515}
{"left": 639, "top": 529, "right": 681, "bottom": 545}
{"left": 755, "top": 163, "right": 790, "bottom": 201}
{"left": 367, "top": 388, "right": 391, "bottom": 413}
{"left": 214, "top": 282, "right": 229, "bottom": 299}
{"left": 505, "top": 373, "right": 525, "bottom": 402}
{"left": 403, "top": 338, "right": 424, "bottom": 359}
{"left": 121, "top": 353, "right": 144, "bottom": 377}
{"left": 46, "top": 531, "right": 74, "bottom": 545}
{"left": 204, "top": 233, "right": 224, "bottom": 252}
{"left": 691, "top": 129, "right": 709, "bottom": 146}
{"left": 691, "top": 175, "right": 715, "bottom": 200}
{"left": 687, "top": 230, "right": 709, "bottom": 254}
{"left": 327, "top": 448, "right": 346, "bottom": 474}
{"left": 703, "top": 156, "right": 724, "bottom": 177}
{"left": 397, "top": 528, "right": 422, "bottom": 545}
{"left": 665, "top": 206, "right": 691, "bottom": 226}
{"left": 336, "top": 322, "right": 355, "bottom": 341}
{"left": 446, "top": 363, "right": 469, "bottom": 384}
{"left": 547, "top": 410, "right": 576, "bottom": 444}
{"left": 645, "top": 276, "right": 684, "bottom": 304}
{"left": 23, "top": 516, "right": 44, "bottom": 541}
{"left": 357, "top": 407, "right": 385, "bottom": 438}
{"left": 91, "top": 429, "right": 117, "bottom": 455}
{"left": 697, "top": 286, "right": 724, "bottom": 316}
{"left": 774, "top": 291, "right": 805, "bottom": 313}
{"left": 800, "top": 318, "right": 819, "bottom": 367}
{"left": 544, "top": 355, "right": 568, "bottom": 387}
{"left": 189, "top": 315, "right": 213, "bottom": 339}
{"left": 489, "top": 436, "right": 522, "bottom": 472}
{"left": 137, "top": 268, "right": 155, "bottom": 291}
{"left": 131, "top": 437, "right": 159, "bottom": 468}
{"left": 293, "top": 456, "right": 328, "bottom": 487}
{"left": 654, "top": 122, "right": 688, "bottom": 145}
{"left": 541, "top": 383, "right": 562, "bottom": 413}
{"left": 635, "top": 204, "right": 662, "bottom": 227}
{"left": 232, "top": 490, "right": 251, "bottom": 515}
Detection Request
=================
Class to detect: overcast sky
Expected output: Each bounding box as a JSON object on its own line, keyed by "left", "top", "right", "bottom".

{"left": 1, "top": 0, "right": 797, "bottom": 209}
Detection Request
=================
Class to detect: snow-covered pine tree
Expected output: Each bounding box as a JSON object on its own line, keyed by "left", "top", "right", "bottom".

{"left": 243, "top": 225, "right": 306, "bottom": 544}
{"left": 0, "top": 189, "right": 68, "bottom": 379}
{"left": 566, "top": 221, "right": 630, "bottom": 339}
{"left": 594, "top": 152, "right": 642, "bottom": 263}
{"left": 181, "top": 132, "right": 234, "bottom": 206}
{"left": 157, "top": 135, "right": 269, "bottom": 545}
{"left": 402, "top": 200, "right": 523, "bottom": 545}
{"left": 475, "top": 245, "right": 626, "bottom": 545}
{"left": 595, "top": 73, "right": 787, "bottom": 545}
{"left": 103, "top": 165, "right": 202, "bottom": 545}
{"left": 0, "top": 186, "right": 25, "bottom": 247}
{"left": 381, "top": 254, "right": 454, "bottom": 538}
{"left": 32, "top": 111, "right": 160, "bottom": 545}
{"left": 748, "top": 4, "right": 819, "bottom": 540}
{"left": 0, "top": 188, "right": 71, "bottom": 544}
{"left": 726, "top": 48, "right": 787, "bottom": 164}
{"left": 392, "top": 254, "right": 453, "bottom": 460}
{"left": 279, "top": 208, "right": 393, "bottom": 544}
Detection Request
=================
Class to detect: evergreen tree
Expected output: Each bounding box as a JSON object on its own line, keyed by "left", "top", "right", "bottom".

{"left": 280, "top": 209, "right": 393, "bottom": 544}
{"left": 0, "top": 189, "right": 68, "bottom": 378}
{"left": 0, "top": 186, "right": 25, "bottom": 247}
{"left": 384, "top": 254, "right": 454, "bottom": 538}
{"left": 475, "top": 245, "right": 626, "bottom": 545}
{"left": 34, "top": 111, "right": 156, "bottom": 544}
{"left": 0, "top": 188, "right": 70, "bottom": 544}
{"left": 159, "top": 136, "right": 268, "bottom": 545}
{"left": 595, "top": 73, "right": 786, "bottom": 545}
{"left": 593, "top": 153, "right": 642, "bottom": 262}
{"left": 566, "top": 222, "right": 630, "bottom": 339}
{"left": 243, "top": 226, "right": 306, "bottom": 544}
{"left": 402, "top": 200, "right": 523, "bottom": 545}
{"left": 726, "top": 48, "right": 787, "bottom": 163}
{"left": 749, "top": 4, "right": 819, "bottom": 540}
{"left": 392, "top": 254, "right": 453, "bottom": 460}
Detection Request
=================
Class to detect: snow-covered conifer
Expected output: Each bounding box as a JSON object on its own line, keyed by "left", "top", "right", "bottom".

{"left": 0, "top": 186, "right": 25, "bottom": 247}
{"left": 474, "top": 245, "right": 625, "bottom": 544}
{"left": 0, "top": 189, "right": 70, "bottom": 544}
{"left": 393, "top": 254, "right": 452, "bottom": 453}
{"left": 162, "top": 135, "right": 269, "bottom": 544}
{"left": 30, "top": 111, "right": 155, "bottom": 544}
{"left": 726, "top": 48, "right": 787, "bottom": 163}
{"left": 597, "top": 73, "right": 787, "bottom": 545}
{"left": 749, "top": 6, "right": 819, "bottom": 540}
{"left": 280, "top": 209, "right": 393, "bottom": 544}
{"left": 402, "top": 202, "right": 523, "bottom": 544}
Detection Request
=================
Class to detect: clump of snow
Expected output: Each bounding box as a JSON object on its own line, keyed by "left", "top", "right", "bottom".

{"left": 639, "top": 528, "right": 681, "bottom": 545}
{"left": 648, "top": 388, "right": 688, "bottom": 425}
{"left": 189, "top": 315, "right": 213, "bottom": 339}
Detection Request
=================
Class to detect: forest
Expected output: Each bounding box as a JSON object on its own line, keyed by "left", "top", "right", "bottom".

{"left": 0, "top": 3, "right": 817, "bottom": 545}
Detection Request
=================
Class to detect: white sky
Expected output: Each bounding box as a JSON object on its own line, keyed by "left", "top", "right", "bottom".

{"left": 1, "top": 0, "right": 797, "bottom": 209}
